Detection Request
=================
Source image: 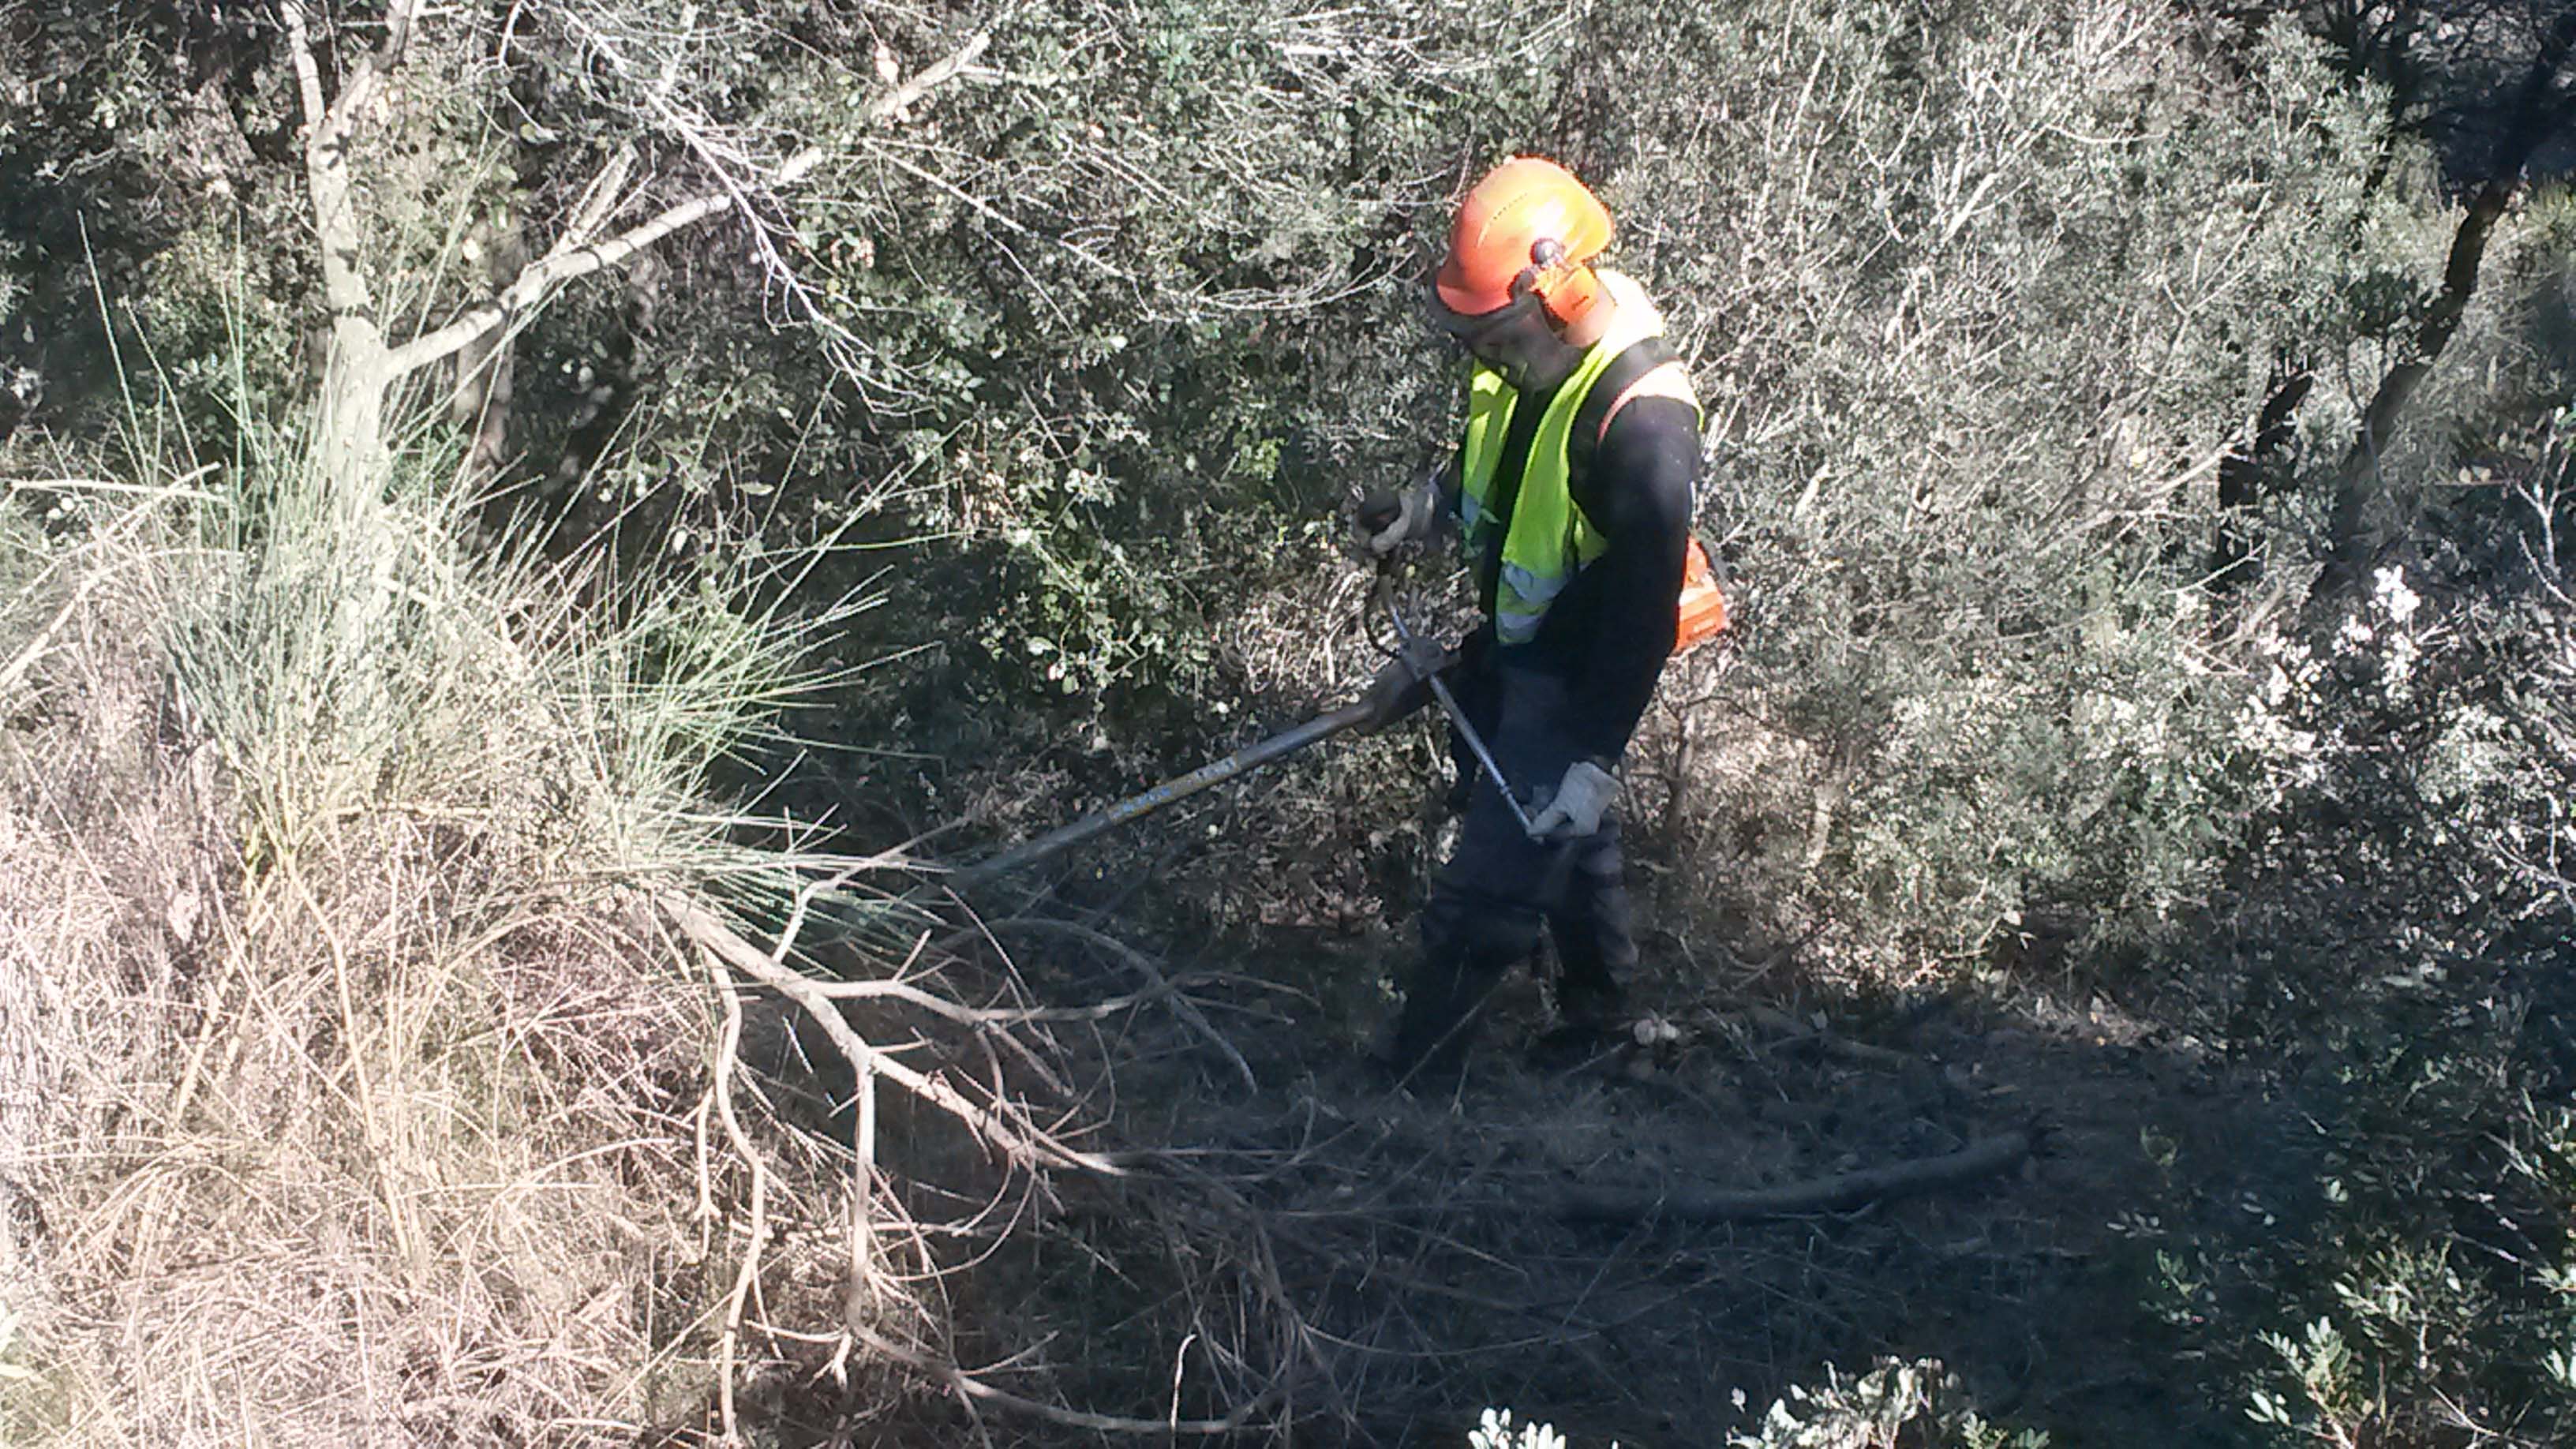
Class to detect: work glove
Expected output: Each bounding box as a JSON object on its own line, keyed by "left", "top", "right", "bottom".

{"left": 1353, "top": 635, "right": 1453, "bottom": 734}
{"left": 1526, "top": 758, "right": 1618, "bottom": 841}
{"left": 1354, "top": 476, "right": 1441, "bottom": 557}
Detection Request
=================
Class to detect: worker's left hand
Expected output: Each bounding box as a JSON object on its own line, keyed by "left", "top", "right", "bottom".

{"left": 1526, "top": 759, "right": 1617, "bottom": 840}
{"left": 1357, "top": 477, "right": 1440, "bottom": 557}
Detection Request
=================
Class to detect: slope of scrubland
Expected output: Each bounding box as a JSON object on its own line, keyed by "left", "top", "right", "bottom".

{"left": 2, "top": 0, "right": 2574, "bottom": 1444}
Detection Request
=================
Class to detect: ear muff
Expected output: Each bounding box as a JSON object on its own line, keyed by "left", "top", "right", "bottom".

{"left": 1430, "top": 241, "right": 1600, "bottom": 338}
{"left": 1523, "top": 238, "right": 1603, "bottom": 327}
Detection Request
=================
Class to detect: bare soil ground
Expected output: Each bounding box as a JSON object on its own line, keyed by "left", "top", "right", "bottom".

{"left": 767, "top": 912, "right": 2315, "bottom": 1448}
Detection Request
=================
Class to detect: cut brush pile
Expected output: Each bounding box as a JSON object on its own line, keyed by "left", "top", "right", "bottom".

{"left": 0, "top": 448, "right": 883, "bottom": 1443}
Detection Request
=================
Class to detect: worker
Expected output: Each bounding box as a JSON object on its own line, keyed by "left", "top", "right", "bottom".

{"left": 1354, "top": 155, "right": 1704, "bottom": 1080}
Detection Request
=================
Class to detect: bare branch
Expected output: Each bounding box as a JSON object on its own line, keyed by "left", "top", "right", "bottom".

{"left": 385, "top": 142, "right": 822, "bottom": 380}
{"left": 542, "top": 2, "right": 992, "bottom": 388}
{"left": 792, "top": 966, "right": 1218, "bottom": 1027}
{"left": 969, "top": 919, "right": 1258, "bottom": 1092}
{"left": 387, "top": 188, "right": 735, "bottom": 376}
{"left": 327, "top": 0, "right": 417, "bottom": 133}
{"left": 378, "top": 0, "right": 417, "bottom": 73}
{"left": 700, "top": 934, "right": 770, "bottom": 1442}
{"left": 556, "top": 144, "right": 638, "bottom": 253}
{"left": 657, "top": 893, "right": 1129, "bottom": 1178}
{"left": 278, "top": 2, "right": 327, "bottom": 137}
{"left": 843, "top": 1318, "right": 1270, "bottom": 1436}
{"left": 864, "top": 28, "right": 995, "bottom": 125}
{"left": 1557, "top": 1131, "right": 2037, "bottom": 1222}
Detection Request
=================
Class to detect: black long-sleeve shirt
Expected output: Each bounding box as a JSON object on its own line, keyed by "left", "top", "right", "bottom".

{"left": 1459, "top": 380, "right": 1700, "bottom": 765}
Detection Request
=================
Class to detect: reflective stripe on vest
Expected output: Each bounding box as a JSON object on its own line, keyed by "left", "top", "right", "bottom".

{"left": 1456, "top": 307, "right": 1681, "bottom": 646}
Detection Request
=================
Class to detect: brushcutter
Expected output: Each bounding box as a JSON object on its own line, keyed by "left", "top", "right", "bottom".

{"left": 943, "top": 695, "right": 1383, "bottom": 892}
{"left": 942, "top": 524, "right": 1732, "bottom": 893}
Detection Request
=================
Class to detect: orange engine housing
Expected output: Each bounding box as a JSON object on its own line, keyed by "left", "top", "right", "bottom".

{"left": 1674, "top": 537, "right": 1731, "bottom": 655}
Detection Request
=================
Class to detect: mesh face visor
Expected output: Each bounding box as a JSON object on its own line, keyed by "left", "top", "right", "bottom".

{"left": 1425, "top": 283, "right": 1544, "bottom": 350}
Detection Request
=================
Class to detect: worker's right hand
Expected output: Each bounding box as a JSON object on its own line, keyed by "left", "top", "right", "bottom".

{"left": 1355, "top": 476, "right": 1440, "bottom": 557}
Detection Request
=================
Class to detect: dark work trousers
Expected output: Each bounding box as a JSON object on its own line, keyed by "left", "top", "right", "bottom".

{"left": 1388, "top": 665, "right": 1636, "bottom": 1076}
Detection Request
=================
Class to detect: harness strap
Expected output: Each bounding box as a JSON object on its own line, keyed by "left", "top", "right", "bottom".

{"left": 1568, "top": 337, "right": 1681, "bottom": 475}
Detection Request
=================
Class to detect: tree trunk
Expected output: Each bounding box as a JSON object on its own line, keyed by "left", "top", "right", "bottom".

{"left": 317, "top": 342, "right": 394, "bottom": 508}
{"left": 2326, "top": 180, "right": 2513, "bottom": 573}
{"left": 284, "top": 1, "right": 399, "bottom": 508}
{"left": 2323, "top": 7, "right": 2576, "bottom": 585}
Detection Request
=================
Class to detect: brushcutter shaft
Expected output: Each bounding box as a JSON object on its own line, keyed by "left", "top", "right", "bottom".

{"left": 1384, "top": 598, "right": 1533, "bottom": 836}
{"left": 945, "top": 699, "right": 1378, "bottom": 892}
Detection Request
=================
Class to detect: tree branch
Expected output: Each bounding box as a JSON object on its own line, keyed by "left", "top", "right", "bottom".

{"left": 864, "top": 27, "right": 994, "bottom": 124}
{"left": 385, "top": 144, "right": 820, "bottom": 380}
{"left": 279, "top": 2, "right": 327, "bottom": 137}
{"left": 556, "top": 144, "right": 638, "bottom": 253}
{"left": 657, "top": 893, "right": 1129, "bottom": 1178}
{"left": 387, "top": 188, "right": 734, "bottom": 376}
{"left": 377, "top": 0, "right": 417, "bottom": 73}
{"left": 326, "top": 0, "right": 417, "bottom": 135}
{"left": 971, "top": 919, "right": 1259, "bottom": 1092}
{"left": 843, "top": 1318, "right": 1269, "bottom": 1436}
{"left": 386, "top": 16, "right": 990, "bottom": 390}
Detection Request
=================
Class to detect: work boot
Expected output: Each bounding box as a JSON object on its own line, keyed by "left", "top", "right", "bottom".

{"left": 1381, "top": 940, "right": 1515, "bottom": 1084}
{"left": 1552, "top": 973, "right": 1629, "bottom": 1033}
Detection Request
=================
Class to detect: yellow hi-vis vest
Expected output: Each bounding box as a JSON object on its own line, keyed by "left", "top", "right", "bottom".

{"left": 1457, "top": 303, "right": 1690, "bottom": 646}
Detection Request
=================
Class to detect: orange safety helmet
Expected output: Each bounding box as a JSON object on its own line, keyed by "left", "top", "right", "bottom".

{"left": 1434, "top": 157, "right": 1614, "bottom": 327}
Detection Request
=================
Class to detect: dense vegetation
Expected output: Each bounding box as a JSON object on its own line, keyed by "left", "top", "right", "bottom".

{"left": 2, "top": 0, "right": 2570, "bottom": 1443}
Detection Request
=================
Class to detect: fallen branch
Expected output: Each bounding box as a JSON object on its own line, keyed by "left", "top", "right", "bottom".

{"left": 1747, "top": 1005, "right": 1916, "bottom": 1070}
{"left": 975, "top": 918, "right": 1259, "bottom": 1092}
{"left": 657, "top": 892, "right": 1126, "bottom": 1177}
{"left": 843, "top": 1319, "right": 1269, "bottom": 1436}
{"left": 699, "top": 933, "right": 770, "bottom": 1442}
{"left": 799, "top": 968, "right": 1222, "bottom": 1025}
{"left": 1556, "top": 1131, "right": 2035, "bottom": 1223}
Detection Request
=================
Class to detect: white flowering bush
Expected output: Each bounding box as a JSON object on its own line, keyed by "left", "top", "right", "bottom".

{"left": 1470, "top": 1407, "right": 1586, "bottom": 1448}
{"left": 1725, "top": 1359, "right": 2046, "bottom": 1449}
{"left": 2185, "top": 408, "right": 2576, "bottom": 1447}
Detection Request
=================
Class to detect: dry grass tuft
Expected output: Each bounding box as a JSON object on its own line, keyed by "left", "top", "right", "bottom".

{"left": 0, "top": 457, "right": 860, "bottom": 1444}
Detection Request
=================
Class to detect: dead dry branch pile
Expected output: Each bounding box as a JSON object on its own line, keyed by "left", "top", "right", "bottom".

{"left": 665, "top": 897, "right": 2064, "bottom": 1445}
{"left": 0, "top": 468, "right": 1340, "bottom": 1443}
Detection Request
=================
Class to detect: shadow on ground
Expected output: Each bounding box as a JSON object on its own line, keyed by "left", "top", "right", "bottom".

{"left": 754, "top": 905, "right": 2346, "bottom": 1448}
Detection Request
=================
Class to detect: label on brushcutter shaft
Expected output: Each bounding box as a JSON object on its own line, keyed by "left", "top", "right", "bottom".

{"left": 1675, "top": 536, "right": 1730, "bottom": 655}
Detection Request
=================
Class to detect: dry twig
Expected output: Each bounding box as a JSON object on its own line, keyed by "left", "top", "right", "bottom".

{"left": 844, "top": 1318, "right": 1271, "bottom": 1436}
{"left": 659, "top": 893, "right": 1127, "bottom": 1176}
{"left": 973, "top": 918, "right": 1260, "bottom": 1091}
